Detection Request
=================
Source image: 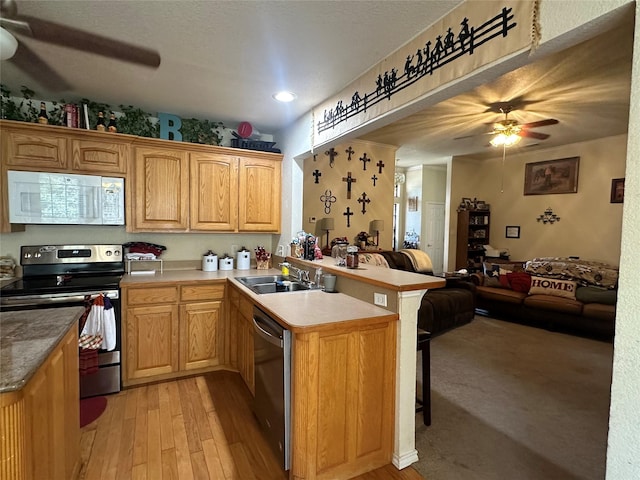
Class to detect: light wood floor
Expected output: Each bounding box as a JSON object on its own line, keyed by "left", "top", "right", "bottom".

{"left": 79, "top": 371, "right": 424, "bottom": 480}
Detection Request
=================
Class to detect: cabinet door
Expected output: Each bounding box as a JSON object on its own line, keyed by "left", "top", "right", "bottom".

{"left": 237, "top": 294, "right": 255, "bottom": 394}
{"left": 71, "top": 137, "right": 129, "bottom": 174}
{"left": 180, "top": 301, "right": 222, "bottom": 371}
{"left": 238, "top": 157, "right": 281, "bottom": 232}
{"left": 132, "top": 147, "right": 189, "bottom": 230}
{"left": 4, "top": 129, "right": 68, "bottom": 169}
{"left": 22, "top": 326, "right": 80, "bottom": 480}
{"left": 125, "top": 304, "right": 179, "bottom": 379}
{"left": 190, "top": 153, "right": 238, "bottom": 231}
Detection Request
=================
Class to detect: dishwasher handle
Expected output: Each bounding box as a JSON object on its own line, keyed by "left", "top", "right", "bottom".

{"left": 253, "top": 315, "right": 284, "bottom": 348}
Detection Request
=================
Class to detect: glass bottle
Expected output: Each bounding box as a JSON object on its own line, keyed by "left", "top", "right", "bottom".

{"left": 96, "top": 111, "right": 106, "bottom": 132}
{"left": 37, "top": 102, "right": 48, "bottom": 125}
{"left": 107, "top": 113, "right": 117, "bottom": 133}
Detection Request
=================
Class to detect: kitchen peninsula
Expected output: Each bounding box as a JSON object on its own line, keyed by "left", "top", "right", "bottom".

{"left": 0, "top": 306, "right": 84, "bottom": 480}
{"left": 121, "top": 259, "right": 446, "bottom": 477}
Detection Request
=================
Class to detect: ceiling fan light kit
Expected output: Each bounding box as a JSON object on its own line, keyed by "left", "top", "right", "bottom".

{"left": 490, "top": 131, "right": 522, "bottom": 147}
{"left": 0, "top": 26, "right": 18, "bottom": 60}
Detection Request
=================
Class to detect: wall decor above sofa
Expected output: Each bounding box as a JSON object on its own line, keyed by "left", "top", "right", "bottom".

{"left": 524, "top": 157, "right": 579, "bottom": 195}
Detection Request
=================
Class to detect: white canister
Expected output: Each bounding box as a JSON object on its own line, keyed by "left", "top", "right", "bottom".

{"left": 202, "top": 254, "right": 218, "bottom": 272}
{"left": 236, "top": 251, "right": 251, "bottom": 270}
{"left": 219, "top": 257, "right": 234, "bottom": 270}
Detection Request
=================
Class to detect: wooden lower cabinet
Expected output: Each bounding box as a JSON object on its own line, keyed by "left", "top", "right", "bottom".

{"left": 291, "top": 319, "right": 396, "bottom": 480}
{"left": 226, "top": 284, "right": 254, "bottom": 394}
{"left": 122, "top": 282, "right": 225, "bottom": 386}
{"left": 0, "top": 322, "right": 80, "bottom": 480}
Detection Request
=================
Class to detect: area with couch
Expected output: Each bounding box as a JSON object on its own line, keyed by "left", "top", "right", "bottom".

{"left": 471, "top": 257, "right": 617, "bottom": 339}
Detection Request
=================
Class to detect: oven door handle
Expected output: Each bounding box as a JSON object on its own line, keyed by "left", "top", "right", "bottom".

{"left": 1, "top": 290, "right": 119, "bottom": 307}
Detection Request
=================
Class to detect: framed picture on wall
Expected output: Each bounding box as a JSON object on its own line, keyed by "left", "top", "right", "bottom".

{"left": 505, "top": 225, "right": 520, "bottom": 238}
{"left": 524, "top": 157, "right": 579, "bottom": 195}
{"left": 408, "top": 196, "right": 419, "bottom": 211}
{"left": 610, "top": 178, "right": 625, "bottom": 203}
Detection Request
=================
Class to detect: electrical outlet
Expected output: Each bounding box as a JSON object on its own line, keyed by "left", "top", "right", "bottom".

{"left": 374, "top": 293, "right": 387, "bottom": 307}
{"left": 309, "top": 216, "right": 316, "bottom": 223}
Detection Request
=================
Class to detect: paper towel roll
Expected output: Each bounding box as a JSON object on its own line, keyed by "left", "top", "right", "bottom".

{"left": 236, "top": 251, "right": 251, "bottom": 270}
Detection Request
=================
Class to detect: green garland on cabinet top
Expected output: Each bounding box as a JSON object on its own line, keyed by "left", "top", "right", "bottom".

{"left": 0, "top": 84, "right": 225, "bottom": 146}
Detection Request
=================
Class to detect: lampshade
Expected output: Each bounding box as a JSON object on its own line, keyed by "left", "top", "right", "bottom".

{"left": 320, "top": 217, "right": 334, "bottom": 230}
{"left": 369, "top": 220, "right": 384, "bottom": 234}
{"left": 0, "top": 27, "right": 18, "bottom": 61}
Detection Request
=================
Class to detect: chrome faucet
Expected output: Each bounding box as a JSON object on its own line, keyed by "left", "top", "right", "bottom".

{"left": 289, "top": 265, "right": 313, "bottom": 286}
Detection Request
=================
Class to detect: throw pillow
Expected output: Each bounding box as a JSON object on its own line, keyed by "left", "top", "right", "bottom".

{"left": 507, "top": 272, "right": 532, "bottom": 293}
{"left": 529, "top": 276, "right": 577, "bottom": 299}
{"left": 575, "top": 286, "right": 618, "bottom": 305}
{"left": 498, "top": 267, "right": 512, "bottom": 289}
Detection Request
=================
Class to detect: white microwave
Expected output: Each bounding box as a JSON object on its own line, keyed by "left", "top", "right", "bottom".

{"left": 7, "top": 170, "right": 125, "bottom": 225}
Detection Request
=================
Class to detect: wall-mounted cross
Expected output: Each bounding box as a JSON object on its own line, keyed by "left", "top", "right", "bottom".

{"left": 376, "top": 159, "right": 385, "bottom": 174}
{"left": 320, "top": 189, "right": 336, "bottom": 214}
{"left": 359, "top": 153, "right": 371, "bottom": 171}
{"left": 371, "top": 174, "right": 378, "bottom": 186}
{"left": 345, "top": 146, "right": 355, "bottom": 161}
{"left": 343, "top": 207, "right": 354, "bottom": 227}
{"left": 342, "top": 172, "right": 357, "bottom": 199}
{"left": 325, "top": 147, "right": 339, "bottom": 168}
{"left": 312, "top": 169, "right": 322, "bottom": 184}
{"left": 357, "top": 192, "right": 371, "bottom": 214}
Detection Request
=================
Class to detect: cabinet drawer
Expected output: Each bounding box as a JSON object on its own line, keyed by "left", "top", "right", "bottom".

{"left": 180, "top": 284, "right": 225, "bottom": 302}
{"left": 125, "top": 286, "right": 179, "bottom": 305}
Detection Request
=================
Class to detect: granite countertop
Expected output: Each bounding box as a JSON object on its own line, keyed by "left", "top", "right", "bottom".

{"left": 0, "top": 306, "right": 84, "bottom": 393}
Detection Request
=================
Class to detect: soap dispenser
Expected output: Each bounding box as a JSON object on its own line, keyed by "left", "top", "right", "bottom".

{"left": 280, "top": 262, "right": 290, "bottom": 276}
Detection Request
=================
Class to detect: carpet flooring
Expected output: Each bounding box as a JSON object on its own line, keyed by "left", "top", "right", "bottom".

{"left": 413, "top": 316, "right": 613, "bottom": 480}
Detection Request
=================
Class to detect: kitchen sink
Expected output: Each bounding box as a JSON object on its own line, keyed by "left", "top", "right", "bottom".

{"left": 236, "top": 275, "right": 310, "bottom": 294}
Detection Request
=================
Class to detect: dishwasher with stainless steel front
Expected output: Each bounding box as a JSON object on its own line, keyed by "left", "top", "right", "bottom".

{"left": 252, "top": 306, "right": 292, "bottom": 471}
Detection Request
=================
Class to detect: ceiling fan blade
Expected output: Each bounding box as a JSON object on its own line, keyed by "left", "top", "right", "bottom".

{"left": 10, "top": 42, "right": 71, "bottom": 91}
{"left": 0, "top": 16, "right": 33, "bottom": 35}
{"left": 15, "top": 15, "right": 161, "bottom": 68}
{"left": 521, "top": 118, "right": 559, "bottom": 129}
{"left": 520, "top": 130, "right": 550, "bottom": 140}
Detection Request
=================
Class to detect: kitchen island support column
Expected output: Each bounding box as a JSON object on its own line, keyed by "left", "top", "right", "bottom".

{"left": 392, "top": 289, "right": 427, "bottom": 469}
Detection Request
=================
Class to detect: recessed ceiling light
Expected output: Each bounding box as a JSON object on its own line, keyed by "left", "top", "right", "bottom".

{"left": 273, "top": 91, "right": 297, "bottom": 103}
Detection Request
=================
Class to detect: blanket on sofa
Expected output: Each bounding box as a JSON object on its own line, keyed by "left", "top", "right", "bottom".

{"left": 524, "top": 257, "right": 619, "bottom": 289}
{"left": 401, "top": 249, "right": 433, "bottom": 274}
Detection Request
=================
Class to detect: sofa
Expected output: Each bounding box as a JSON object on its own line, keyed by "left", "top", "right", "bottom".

{"left": 470, "top": 257, "right": 617, "bottom": 339}
{"left": 357, "top": 250, "right": 476, "bottom": 336}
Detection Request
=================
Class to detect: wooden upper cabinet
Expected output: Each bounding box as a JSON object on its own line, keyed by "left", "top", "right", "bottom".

{"left": 1, "top": 121, "right": 130, "bottom": 175}
{"left": 132, "top": 146, "right": 189, "bottom": 230}
{"left": 3, "top": 128, "right": 68, "bottom": 170}
{"left": 238, "top": 156, "right": 281, "bottom": 232}
{"left": 71, "top": 137, "right": 129, "bottom": 174}
{"left": 190, "top": 152, "right": 238, "bottom": 231}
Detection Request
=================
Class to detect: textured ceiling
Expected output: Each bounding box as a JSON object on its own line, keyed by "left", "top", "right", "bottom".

{"left": 0, "top": 0, "right": 462, "bottom": 133}
{"left": 363, "top": 15, "right": 633, "bottom": 166}
{"left": 0, "top": 1, "right": 632, "bottom": 167}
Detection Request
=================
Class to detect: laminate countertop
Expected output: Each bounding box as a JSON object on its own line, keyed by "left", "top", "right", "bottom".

{"left": 120, "top": 268, "right": 398, "bottom": 332}
{"left": 0, "top": 306, "right": 84, "bottom": 393}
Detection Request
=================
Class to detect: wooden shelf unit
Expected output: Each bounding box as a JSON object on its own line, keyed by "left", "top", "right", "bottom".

{"left": 456, "top": 209, "right": 491, "bottom": 272}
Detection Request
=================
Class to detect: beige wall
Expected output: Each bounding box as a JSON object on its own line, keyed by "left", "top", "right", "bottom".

{"left": 448, "top": 134, "right": 626, "bottom": 267}
{"left": 302, "top": 139, "right": 396, "bottom": 250}
{"left": 0, "top": 226, "right": 278, "bottom": 268}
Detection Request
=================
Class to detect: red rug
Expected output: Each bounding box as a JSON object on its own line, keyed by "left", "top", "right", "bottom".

{"left": 80, "top": 396, "right": 107, "bottom": 428}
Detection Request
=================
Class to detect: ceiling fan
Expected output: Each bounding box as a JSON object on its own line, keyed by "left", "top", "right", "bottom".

{"left": 456, "top": 104, "right": 559, "bottom": 147}
{"left": 0, "top": 0, "right": 161, "bottom": 91}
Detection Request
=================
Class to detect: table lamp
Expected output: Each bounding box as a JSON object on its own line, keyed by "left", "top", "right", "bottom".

{"left": 320, "top": 217, "right": 335, "bottom": 249}
{"left": 369, "top": 220, "right": 384, "bottom": 246}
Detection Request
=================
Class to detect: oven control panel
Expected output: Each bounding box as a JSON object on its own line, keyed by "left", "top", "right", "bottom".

{"left": 21, "top": 244, "right": 123, "bottom": 265}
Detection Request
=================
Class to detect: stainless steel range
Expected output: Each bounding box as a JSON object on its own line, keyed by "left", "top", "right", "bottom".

{"left": 0, "top": 244, "right": 124, "bottom": 398}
